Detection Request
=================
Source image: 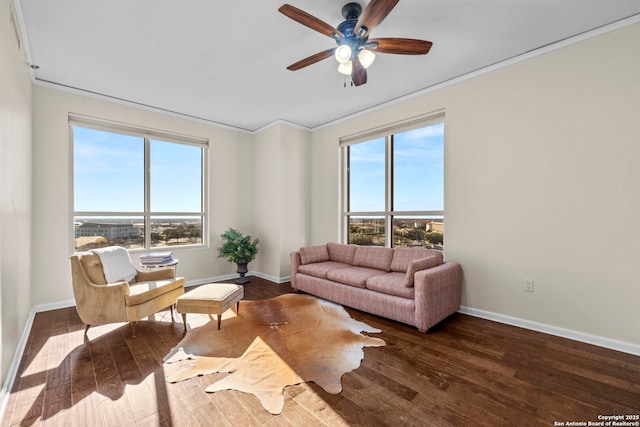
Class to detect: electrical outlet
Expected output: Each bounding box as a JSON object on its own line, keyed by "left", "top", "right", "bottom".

{"left": 524, "top": 279, "right": 534, "bottom": 292}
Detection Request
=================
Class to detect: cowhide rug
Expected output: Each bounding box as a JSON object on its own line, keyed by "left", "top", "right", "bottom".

{"left": 163, "top": 293, "right": 385, "bottom": 414}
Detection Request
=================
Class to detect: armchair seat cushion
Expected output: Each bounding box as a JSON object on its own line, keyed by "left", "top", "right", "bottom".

{"left": 126, "top": 278, "right": 186, "bottom": 306}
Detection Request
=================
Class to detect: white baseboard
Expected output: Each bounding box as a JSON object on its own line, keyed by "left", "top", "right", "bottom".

{"left": 185, "top": 274, "right": 238, "bottom": 287}
{"left": 251, "top": 271, "right": 291, "bottom": 284}
{"left": 185, "top": 272, "right": 291, "bottom": 287}
{"left": 459, "top": 306, "right": 640, "bottom": 356}
{"left": 0, "top": 306, "right": 36, "bottom": 422}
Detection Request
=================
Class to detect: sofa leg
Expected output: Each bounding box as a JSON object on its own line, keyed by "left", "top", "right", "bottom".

{"left": 130, "top": 321, "right": 137, "bottom": 338}
{"left": 170, "top": 304, "right": 175, "bottom": 322}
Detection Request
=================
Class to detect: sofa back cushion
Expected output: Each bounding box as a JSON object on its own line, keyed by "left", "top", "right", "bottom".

{"left": 390, "top": 247, "right": 444, "bottom": 272}
{"left": 299, "top": 245, "right": 330, "bottom": 265}
{"left": 327, "top": 243, "right": 357, "bottom": 264}
{"left": 404, "top": 256, "right": 442, "bottom": 287}
{"left": 353, "top": 246, "right": 394, "bottom": 271}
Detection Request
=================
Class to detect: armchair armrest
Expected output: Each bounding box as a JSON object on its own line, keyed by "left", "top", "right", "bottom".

{"left": 135, "top": 268, "right": 175, "bottom": 282}
{"left": 413, "top": 262, "right": 462, "bottom": 332}
{"left": 75, "top": 280, "right": 131, "bottom": 325}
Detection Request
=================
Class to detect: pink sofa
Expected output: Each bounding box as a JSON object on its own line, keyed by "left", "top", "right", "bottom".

{"left": 290, "top": 243, "right": 462, "bottom": 332}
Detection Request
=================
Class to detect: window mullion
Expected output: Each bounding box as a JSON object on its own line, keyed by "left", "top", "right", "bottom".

{"left": 144, "top": 138, "right": 151, "bottom": 248}
{"left": 385, "top": 135, "right": 393, "bottom": 247}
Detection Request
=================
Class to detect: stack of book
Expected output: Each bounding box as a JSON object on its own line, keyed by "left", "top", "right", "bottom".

{"left": 140, "top": 251, "right": 175, "bottom": 266}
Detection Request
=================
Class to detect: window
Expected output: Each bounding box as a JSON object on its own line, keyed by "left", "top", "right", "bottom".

{"left": 342, "top": 115, "right": 444, "bottom": 249}
{"left": 71, "top": 115, "right": 207, "bottom": 251}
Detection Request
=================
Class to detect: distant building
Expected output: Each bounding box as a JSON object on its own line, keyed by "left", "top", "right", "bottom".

{"left": 429, "top": 221, "right": 444, "bottom": 233}
{"left": 431, "top": 221, "right": 444, "bottom": 233}
{"left": 75, "top": 222, "right": 140, "bottom": 240}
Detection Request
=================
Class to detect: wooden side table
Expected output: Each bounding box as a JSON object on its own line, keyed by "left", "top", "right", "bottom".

{"left": 140, "top": 258, "right": 179, "bottom": 274}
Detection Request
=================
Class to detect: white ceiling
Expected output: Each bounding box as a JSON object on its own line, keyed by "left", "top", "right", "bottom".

{"left": 18, "top": 1, "right": 640, "bottom": 131}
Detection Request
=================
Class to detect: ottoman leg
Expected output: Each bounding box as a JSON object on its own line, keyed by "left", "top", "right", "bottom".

{"left": 217, "top": 314, "right": 221, "bottom": 330}
{"left": 182, "top": 313, "right": 187, "bottom": 332}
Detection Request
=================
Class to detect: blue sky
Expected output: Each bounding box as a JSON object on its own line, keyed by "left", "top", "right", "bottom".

{"left": 74, "top": 122, "right": 442, "bottom": 215}
{"left": 349, "top": 123, "right": 444, "bottom": 213}
{"left": 73, "top": 127, "right": 202, "bottom": 213}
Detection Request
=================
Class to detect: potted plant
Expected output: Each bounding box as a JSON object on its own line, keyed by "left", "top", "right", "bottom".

{"left": 218, "top": 228, "right": 259, "bottom": 284}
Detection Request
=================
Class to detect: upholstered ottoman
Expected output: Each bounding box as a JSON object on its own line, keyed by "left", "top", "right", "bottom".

{"left": 176, "top": 283, "right": 244, "bottom": 331}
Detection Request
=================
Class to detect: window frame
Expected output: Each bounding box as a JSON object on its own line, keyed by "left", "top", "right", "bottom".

{"left": 69, "top": 114, "right": 209, "bottom": 252}
{"left": 339, "top": 111, "right": 445, "bottom": 248}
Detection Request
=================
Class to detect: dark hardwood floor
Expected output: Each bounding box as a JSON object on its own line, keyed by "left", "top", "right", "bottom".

{"left": 3, "top": 277, "right": 639, "bottom": 426}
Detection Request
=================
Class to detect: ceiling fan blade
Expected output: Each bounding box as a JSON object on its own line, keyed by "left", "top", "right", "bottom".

{"left": 351, "top": 59, "right": 367, "bottom": 86}
{"left": 286, "top": 48, "right": 336, "bottom": 71}
{"left": 354, "top": 0, "right": 399, "bottom": 37}
{"left": 278, "top": 4, "right": 344, "bottom": 39}
{"left": 368, "top": 38, "right": 433, "bottom": 55}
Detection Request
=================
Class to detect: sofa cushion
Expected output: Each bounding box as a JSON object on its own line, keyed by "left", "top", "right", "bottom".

{"left": 298, "top": 261, "right": 351, "bottom": 279}
{"left": 326, "top": 266, "right": 387, "bottom": 288}
{"left": 390, "top": 247, "right": 444, "bottom": 272}
{"left": 366, "top": 272, "right": 415, "bottom": 299}
{"left": 327, "top": 243, "right": 357, "bottom": 264}
{"left": 405, "top": 256, "right": 442, "bottom": 287}
{"left": 299, "top": 245, "right": 330, "bottom": 265}
{"left": 353, "top": 246, "right": 393, "bottom": 271}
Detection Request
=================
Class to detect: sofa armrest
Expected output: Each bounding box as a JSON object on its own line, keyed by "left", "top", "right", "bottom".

{"left": 413, "top": 262, "right": 462, "bottom": 332}
{"left": 290, "top": 251, "right": 301, "bottom": 289}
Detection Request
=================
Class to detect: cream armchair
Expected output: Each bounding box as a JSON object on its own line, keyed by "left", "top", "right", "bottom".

{"left": 70, "top": 250, "right": 185, "bottom": 337}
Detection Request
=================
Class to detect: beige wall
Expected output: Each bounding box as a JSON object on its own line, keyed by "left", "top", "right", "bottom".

{"left": 0, "top": 0, "right": 33, "bottom": 386}
{"left": 31, "top": 86, "right": 255, "bottom": 305}
{"left": 310, "top": 23, "right": 640, "bottom": 345}
{"left": 253, "top": 123, "right": 310, "bottom": 280}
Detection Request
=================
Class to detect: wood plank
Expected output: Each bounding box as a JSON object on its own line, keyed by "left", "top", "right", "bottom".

{"left": 3, "top": 277, "right": 639, "bottom": 427}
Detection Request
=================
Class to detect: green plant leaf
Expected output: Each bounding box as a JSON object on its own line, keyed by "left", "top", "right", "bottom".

{"left": 218, "top": 228, "right": 259, "bottom": 263}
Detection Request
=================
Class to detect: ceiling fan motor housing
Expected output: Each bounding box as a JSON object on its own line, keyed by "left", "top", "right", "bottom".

{"left": 341, "top": 2, "right": 362, "bottom": 19}
{"left": 336, "top": 5, "right": 368, "bottom": 59}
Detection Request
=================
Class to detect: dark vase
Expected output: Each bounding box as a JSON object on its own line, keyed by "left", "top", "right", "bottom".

{"left": 235, "top": 261, "right": 250, "bottom": 285}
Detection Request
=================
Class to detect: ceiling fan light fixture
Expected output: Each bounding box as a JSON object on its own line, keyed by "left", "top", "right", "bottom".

{"left": 358, "top": 49, "right": 376, "bottom": 69}
{"left": 279, "top": 2, "right": 433, "bottom": 86}
{"left": 337, "top": 60, "right": 353, "bottom": 75}
{"left": 335, "top": 44, "right": 352, "bottom": 64}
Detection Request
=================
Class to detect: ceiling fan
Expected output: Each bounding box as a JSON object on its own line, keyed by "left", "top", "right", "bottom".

{"left": 278, "top": 0, "right": 433, "bottom": 86}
